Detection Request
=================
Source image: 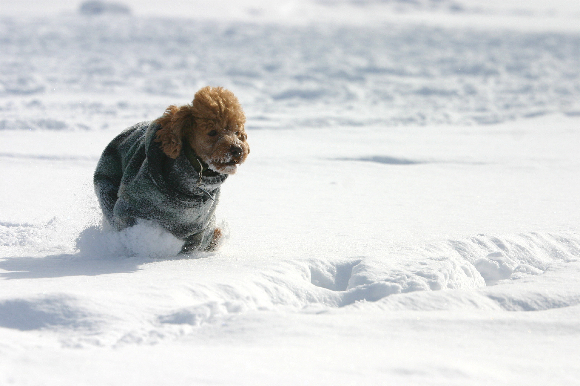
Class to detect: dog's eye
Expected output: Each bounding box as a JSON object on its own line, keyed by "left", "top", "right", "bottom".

{"left": 208, "top": 130, "right": 218, "bottom": 137}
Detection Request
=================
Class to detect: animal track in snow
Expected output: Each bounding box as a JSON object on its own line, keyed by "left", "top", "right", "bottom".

{"left": 308, "top": 259, "right": 418, "bottom": 307}
{"left": 309, "top": 259, "right": 360, "bottom": 292}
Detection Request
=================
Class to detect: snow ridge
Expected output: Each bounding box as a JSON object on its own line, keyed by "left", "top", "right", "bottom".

{"left": 2, "top": 225, "right": 579, "bottom": 347}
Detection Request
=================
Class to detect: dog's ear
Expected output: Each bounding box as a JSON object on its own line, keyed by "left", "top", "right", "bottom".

{"left": 154, "top": 105, "right": 195, "bottom": 159}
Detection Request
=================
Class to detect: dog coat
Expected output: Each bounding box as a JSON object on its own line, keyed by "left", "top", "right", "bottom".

{"left": 94, "top": 121, "right": 228, "bottom": 251}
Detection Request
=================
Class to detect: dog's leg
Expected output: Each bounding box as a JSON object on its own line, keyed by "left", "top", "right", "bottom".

{"left": 205, "top": 228, "right": 223, "bottom": 252}
{"left": 180, "top": 227, "right": 222, "bottom": 254}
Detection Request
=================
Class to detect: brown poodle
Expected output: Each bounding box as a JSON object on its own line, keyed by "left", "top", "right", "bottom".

{"left": 94, "top": 86, "right": 249, "bottom": 253}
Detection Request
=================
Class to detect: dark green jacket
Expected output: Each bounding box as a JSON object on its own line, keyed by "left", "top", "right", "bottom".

{"left": 94, "top": 121, "right": 227, "bottom": 249}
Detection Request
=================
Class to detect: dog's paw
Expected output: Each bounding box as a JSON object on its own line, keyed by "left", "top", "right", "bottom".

{"left": 205, "top": 228, "right": 223, "bottom": 252}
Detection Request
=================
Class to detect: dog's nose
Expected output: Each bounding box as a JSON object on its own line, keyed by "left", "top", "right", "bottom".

{"left": 230, "top": 145, "right": 243, "bottom": 158}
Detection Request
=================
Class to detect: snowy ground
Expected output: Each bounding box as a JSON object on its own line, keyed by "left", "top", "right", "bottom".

{"left": 1, "top": 0, "right": 580, "bottom": 385}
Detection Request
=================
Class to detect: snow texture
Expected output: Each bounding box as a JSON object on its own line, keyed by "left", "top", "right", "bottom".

{"left": 1, "top": 0, "right": 580, "bottom": 385}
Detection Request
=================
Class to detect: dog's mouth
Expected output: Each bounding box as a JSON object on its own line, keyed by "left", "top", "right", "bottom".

{"left": 208, "top": 159, "right": 241, "bottom": 175}
{"left": 206, "top": 146, "right": 247, "bottom": 175}
{"left": 218, "top": 154, "right": 243, "bottom": 168}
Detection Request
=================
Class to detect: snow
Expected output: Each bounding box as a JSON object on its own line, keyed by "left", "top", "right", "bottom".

{"left": 1, "top": 0, "right": 580, "bottom": 384}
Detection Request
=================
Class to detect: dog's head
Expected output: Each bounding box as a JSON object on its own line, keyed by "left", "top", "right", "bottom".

{"left": 154, "top": 86, "right": 249, "bottom": 174}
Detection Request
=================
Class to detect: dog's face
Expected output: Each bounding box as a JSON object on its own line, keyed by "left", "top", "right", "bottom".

{"left": 154, "top": 86, "right": 249, "bottom": 175}
{"left": 187, "top": 117, "right": 249, "bottom": 175}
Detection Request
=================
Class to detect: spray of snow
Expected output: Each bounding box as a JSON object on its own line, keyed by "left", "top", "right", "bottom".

{"left": 75, "top": 220, "right": 184, "bottom": 259}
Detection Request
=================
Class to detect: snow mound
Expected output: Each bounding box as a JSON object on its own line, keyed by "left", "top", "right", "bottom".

{"left": 78, "top": 1, "right": 131, "bottom": 16}
{"left": 0, "top": 119, "right": 69, "bottom": 131}
{"left": 318, "top": 0, "right": 465, "bottom": 12}
{"left": 0, "top": 295, "right": 95, "bottom": 331}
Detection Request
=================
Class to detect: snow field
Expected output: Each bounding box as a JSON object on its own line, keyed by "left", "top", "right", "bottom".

{"left": 1, "top": 1, "right": 580, "bottom": 384}
{"left": 1, "top": 15, "right": 580, "bottom": 131}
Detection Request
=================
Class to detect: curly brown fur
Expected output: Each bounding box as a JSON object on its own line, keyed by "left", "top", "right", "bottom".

{"left": 154, "top": 86, "right": 249, "bottom": 174}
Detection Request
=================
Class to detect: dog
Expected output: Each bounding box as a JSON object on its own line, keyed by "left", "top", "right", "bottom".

{"left": 94, "top": 86, "right": 249, "bottom": 253}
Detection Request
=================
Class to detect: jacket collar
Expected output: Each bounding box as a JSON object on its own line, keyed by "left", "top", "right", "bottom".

{"left": 183, "top": 141, "right": 221, "bottom": 178}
